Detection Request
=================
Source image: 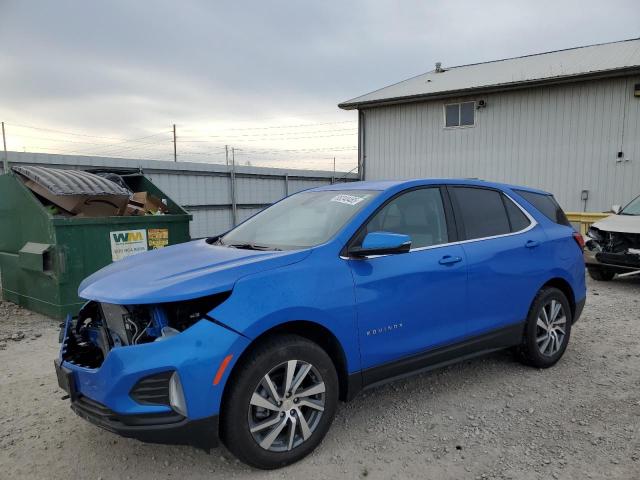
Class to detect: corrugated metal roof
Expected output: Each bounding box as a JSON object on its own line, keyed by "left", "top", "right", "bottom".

{"left": 339, "top": 38, "right": 640, "bottom": 109}
{"left": 13, "top": 165, "right": 129, "bottom": 196}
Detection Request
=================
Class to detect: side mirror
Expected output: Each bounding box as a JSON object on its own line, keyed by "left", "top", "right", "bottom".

{"left": 612, "top": 204, "right": 621, "bottom": 214}
{"left": 349, "top": 231, "right": 411, "bottom": 257}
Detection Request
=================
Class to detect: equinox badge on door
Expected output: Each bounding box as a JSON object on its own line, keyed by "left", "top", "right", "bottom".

{"left": 366, "top": 323, "right": 404, "bottom": 336}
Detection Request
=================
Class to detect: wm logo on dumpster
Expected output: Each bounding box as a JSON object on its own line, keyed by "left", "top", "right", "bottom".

{"left": 112, "top": 231, "right": 145, "bottom": 243}
{"left": 109, "top": 229, "right": 148, "bottom": 261}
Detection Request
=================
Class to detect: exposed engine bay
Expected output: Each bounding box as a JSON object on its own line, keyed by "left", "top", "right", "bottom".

{"left": 61, "top": 293, "right": 230, "bottom": 369}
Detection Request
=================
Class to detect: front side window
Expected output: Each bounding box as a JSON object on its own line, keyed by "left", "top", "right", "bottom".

{"left": 358, "top": 188, "right": 449, "bottom": 249}
{"left": 450, "top": 187, "right": 511, "bottom": 240}
{"left": 221, "top": 190, "right": 378, "bottom": 250}
{"left": 445, "top": 101, "right": 475, "bottom": 127}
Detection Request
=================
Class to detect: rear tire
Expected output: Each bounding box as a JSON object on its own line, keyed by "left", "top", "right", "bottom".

{"left": 518, "top": 287, "right": 572, "bottom": 368}
{"left": 220, "top": 334, "right": 338, "bottom": 469}
{"left": 587, "top": 266, "right": 615, "bottom": 281}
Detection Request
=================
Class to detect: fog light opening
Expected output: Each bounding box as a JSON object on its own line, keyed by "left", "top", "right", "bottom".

{"left": 169, "top": 371, "right": 188, "bottom": 416}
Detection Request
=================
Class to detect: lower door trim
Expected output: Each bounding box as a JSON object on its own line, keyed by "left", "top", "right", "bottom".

{"left": 360, "top": 322, "right": 524, "bottom": 389}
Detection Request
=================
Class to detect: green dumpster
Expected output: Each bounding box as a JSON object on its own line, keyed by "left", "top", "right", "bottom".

{"left": 0, "top": 166, "right": 191, "bottom": 319}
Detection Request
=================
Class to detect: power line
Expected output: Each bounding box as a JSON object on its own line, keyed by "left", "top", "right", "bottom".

{"left": 71, "top": 132, "right": 172, "bottom": 155}
{"left": 23, "top": 139, "right": 172, "bottom": 158}
{"left": 2, "top": 120, "right": 358, "bottom": 170}
{"left": 173, "top": 144, "right": 355, "bottom": 156}
{"left": 179, "top": 128, "right": 357, "bottom": 141}
{"left": 7, "top": 119, "right": 356, "bottom": 140}
{"left": 240, "top": 147, "right": 357, "bottom": 154}
{"left": 180, "top": 119, "right": 356, "bottom": 133}
{"left": 228, "top": 120, "right": 356, "bottom": 130}
{"left": 3, "top": 132, "right": 170, "bottom": 147}
{"left": 5, "top": 121, "right": 161, "bottom": 141}
{"left": 178, "top": 132, "right": 357, "bottom": 143}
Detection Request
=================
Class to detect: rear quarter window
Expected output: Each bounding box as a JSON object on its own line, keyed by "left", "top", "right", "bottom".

{"left": 502, "top": 195, "right": 531, "bottom": 232}
{"left": 514, "top": 190, "right": 571, "bottom": 226}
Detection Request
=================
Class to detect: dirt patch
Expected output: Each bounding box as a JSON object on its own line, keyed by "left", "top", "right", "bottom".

{"left": 0, "top": 276, "right": 638, "bottom": 479}
{"left": 0, "top": 300, "right": 58, "bottom": 348}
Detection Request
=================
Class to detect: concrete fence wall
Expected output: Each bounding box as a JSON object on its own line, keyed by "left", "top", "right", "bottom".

{"left": 5, "top": 152, "right": 358, "bottom": 238}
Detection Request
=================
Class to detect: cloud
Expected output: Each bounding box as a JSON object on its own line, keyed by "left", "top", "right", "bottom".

{"left": 0, "top": 0, "right": 637, "bottom": 170}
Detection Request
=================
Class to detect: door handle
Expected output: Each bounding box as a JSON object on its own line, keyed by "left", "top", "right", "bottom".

{"left": 525, "top": 240, "right": 540, "bottom": 249}
{"left": 439, "top": 255, "right": 462, "bottom": 265}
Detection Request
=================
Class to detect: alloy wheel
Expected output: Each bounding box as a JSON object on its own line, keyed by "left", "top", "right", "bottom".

{"left": 248, "top": 360, "right": 326, "bottom": 452}
{"left": 535, "top": 299, "right": 567, "bottom": 356}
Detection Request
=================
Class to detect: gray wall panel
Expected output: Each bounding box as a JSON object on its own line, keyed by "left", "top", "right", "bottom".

{"left": 237, "top": 207, "right": 263, "bottom": 224}
{"left": 235, "top": 176, "right": 284, "bottom": 205}
{"left": 189, "top": 209, "right": 233, "bottom": 239}
{"left": 362, "top": 76, "right": 640, "bottom": 212}
{"left": 288, "top": 178, "right": 332, "bottom": 194}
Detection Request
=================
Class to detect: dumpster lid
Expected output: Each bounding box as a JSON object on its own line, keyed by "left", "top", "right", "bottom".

{"left": 12, "top": 165, "right": 130, "bottom": 196}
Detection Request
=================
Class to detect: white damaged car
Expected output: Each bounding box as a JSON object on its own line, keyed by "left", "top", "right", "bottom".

{"left": 585, "top": 194, "right": 640, "bottom": 281}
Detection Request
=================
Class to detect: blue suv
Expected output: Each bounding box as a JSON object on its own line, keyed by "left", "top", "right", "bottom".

{"left": 55, "top": 179, "right": 586, "bottom": 469}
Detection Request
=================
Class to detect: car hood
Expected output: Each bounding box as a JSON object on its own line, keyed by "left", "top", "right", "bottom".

{"left": 591, "top": 214, "right": 640, "bottom": 234}
{"left": 78, "top": 239, "right": 311, "bottom": 304}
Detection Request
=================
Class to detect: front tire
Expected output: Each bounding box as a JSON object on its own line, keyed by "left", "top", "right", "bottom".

{"left": 517, "top": 287, "right": 572, "bottom": 368}
{"left": 587, "top": 266, "right": 615, "bottom": 281}
{"left": 220, "top": 335, "right": 339, "bottom": 469}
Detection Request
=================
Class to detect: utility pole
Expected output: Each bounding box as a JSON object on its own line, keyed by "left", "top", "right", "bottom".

{"left": 230, "top": 147, "right": 237, "bottom": 226}
{"left": 172, "top": 124, "right": 177, "bottom": 162}
{"left": 2, "top": 122, "right": 8, "bottom": 174}
{"left": 225, "top": 145, "right": 229, "bottom": 166}
{"left": 332, "top": 156, "right": 336, "bottom": 184}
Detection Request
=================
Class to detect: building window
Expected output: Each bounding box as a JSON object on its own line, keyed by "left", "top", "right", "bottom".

{"left": 444, "top": 101, "right": 475, "bottom": 127}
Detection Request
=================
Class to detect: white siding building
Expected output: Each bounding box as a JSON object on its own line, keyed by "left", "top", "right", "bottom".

{"left": 339, "top": 39, "right": 640, "bottom": 212}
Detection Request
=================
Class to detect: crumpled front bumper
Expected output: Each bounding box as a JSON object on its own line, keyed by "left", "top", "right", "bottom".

{"left": 56, "top": 317, "right": 249, "bottom": 447}
{"left": 584, "top": 243, "right": 640, "bottom": 270}
{"left": 70, "top": 394, "right": 219, "bottom": 450}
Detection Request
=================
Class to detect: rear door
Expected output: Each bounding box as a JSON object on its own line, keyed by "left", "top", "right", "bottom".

{"left": 347, "top": 187, "right": 468, "bottom": 370}
{"left": 448, "top": 186, "right": 547, "bottom": 336}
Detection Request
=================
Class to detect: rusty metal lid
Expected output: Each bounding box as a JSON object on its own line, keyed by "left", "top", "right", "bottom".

{"left": 13, "top": 165, "right": 129, "bottom": 196}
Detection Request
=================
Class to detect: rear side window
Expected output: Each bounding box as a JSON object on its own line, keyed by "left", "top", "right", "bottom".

{"left": 514, "top": 190, "right": 571, "bottom": 226}
{"left": 450, "top": 187, "right": 511, "bottom": 239}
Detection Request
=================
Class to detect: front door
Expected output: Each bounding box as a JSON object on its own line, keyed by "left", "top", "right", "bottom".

{"left": 347, "top": 187, "right": 468, "bottom": 371}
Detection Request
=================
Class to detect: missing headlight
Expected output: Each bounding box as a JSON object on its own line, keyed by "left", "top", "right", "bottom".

{"left": 161, "top": 291, "right": 232, "bottom": 331}
{"left": 587, "top": 227, "right": 604, "bottom": 242}
{"left": 61, "top": 292, "right": 233, "bottom": 368}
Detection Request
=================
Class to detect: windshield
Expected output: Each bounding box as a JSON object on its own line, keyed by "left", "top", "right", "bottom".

{"left": 620, "top": 195, "right": 640, "bottom": 216}
{"left": 220, "top": 190, "right": 378, "bottom": 250}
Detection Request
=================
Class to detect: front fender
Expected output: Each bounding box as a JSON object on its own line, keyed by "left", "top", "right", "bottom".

{"left": 211, "top": 250, "right": 361, "bottom": 373}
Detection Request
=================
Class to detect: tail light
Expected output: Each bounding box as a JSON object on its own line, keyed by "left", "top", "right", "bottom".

{"left": 572, "top": 232, "right": 585, "bottom": 251}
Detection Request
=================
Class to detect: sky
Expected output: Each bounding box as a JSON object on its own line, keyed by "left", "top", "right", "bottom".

{"left": 0, "top": 0, "right": 638, "bottom": 172}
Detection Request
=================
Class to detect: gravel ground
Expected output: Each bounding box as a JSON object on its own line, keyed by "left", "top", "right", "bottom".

{"left": 1, "top": 275, "right": 638, "bottom": 480}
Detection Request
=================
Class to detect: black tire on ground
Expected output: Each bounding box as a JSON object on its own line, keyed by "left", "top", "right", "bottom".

{"left": 220, "top": 334, "right": 339, "bottom": 469}
{"left": 517, "top": 287, "right": 573, "bottom": 369}
{"left": 587, "top": 266, "right": 616, "bottom": 281}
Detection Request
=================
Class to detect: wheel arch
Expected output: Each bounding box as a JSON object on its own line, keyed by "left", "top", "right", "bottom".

{"left": 221, "top": 320, "right": 354, "bottom": 407}
{"left": 539, "top": 277, "right": 576, "bottom": 321}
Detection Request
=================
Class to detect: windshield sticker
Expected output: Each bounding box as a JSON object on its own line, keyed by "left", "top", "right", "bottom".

{"left": 330, "top": 194, "right": 368, "bottom": 206}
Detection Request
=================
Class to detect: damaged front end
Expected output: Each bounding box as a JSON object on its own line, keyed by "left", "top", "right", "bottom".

{"left": 585, "top": 226, "right": 640, "bottom": 272}
{"left": 55, "top": 291, "right": 249, "bottom": 450}
{"left": 61, "top": 293, "right": 230, "bottom": 369}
